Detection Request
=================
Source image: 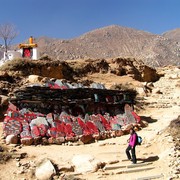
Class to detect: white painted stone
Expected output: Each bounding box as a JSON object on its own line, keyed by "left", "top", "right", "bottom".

{"left": 6, "top": 134, "right": 18, "bottom": 144}
{"left": 136, "top": 87, "right": 146, "bottom": 95}
{"left": 28, "top": 75, "right": 43, "bottom": 84}
{"left": 35, "top": 159, "right": 56, "bottom": 180}
{"left": 72, "top": 154, "right": 102, "bottom": 173}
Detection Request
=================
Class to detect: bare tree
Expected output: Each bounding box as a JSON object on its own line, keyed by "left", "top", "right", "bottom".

{"left": 0, "top": 23, "right": 18, "bottom": 53}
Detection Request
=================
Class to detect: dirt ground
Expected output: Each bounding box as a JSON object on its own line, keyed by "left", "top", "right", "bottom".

{"left": 0, "top": 104, "right": 179, "bottom": 180}
{"left": 0, "top": 109, "right": 178, "bottom": 180}
{"left": 0, "top": 71, "right": 179, "bottom": 180}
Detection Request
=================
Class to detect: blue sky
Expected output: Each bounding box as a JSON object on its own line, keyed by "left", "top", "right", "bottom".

{"left": 0, "top": 0, "right": 179, "bottom": 43}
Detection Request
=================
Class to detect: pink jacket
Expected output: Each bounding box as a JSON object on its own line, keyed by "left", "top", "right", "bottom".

{"left": 129, "top": 133, "right": 137, "bottom": 147}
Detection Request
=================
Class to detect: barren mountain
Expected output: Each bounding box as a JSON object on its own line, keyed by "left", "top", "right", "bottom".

{"left": 36, "top": 25, "right": 180, "bottom": 67}
{"left": 163, "top": 28, "right": 180, "bottom": 42}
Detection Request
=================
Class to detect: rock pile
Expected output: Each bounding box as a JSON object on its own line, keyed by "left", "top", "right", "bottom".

{"left": 2, "top": 81, "right": 144, "bottom": 146}
{"left": 2, "top": 102, "right": 142, "bottom": 146}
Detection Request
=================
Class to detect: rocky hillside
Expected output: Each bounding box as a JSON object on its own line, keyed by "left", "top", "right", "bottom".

{"left": 36, "top": 25, "right": 180, "bottom": 67}
{"left": 0, "top": 57, "right": 159, "bottom": 97}
{"left": 163, "top": 28, "right": 180, "bottom": 42}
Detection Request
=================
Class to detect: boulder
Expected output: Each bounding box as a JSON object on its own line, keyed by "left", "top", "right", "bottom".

{"left": 6, "top": 134, "right": 19, "bottom": 144}
{"left": 136, "top": 86, "right": 147, "bottom": 96}
{"left": 100, "top": 132, "right": 107, "bottom": 140}
{"left": 79, "top": 134, "right": 94, "bottom": 144}
{"left": 65, "top": 136, "right": 76, "bottom": 142}
{"left": 33, "top": 137, "right": 42, "bottom": 145}
{"left": 21, "top": 138, "right": 34, "bottom": 146}
{"left": 48, "top": 137, "right": 56, "bottom": 144}
{"left": 72, "top": 154, "right": 104, "bottom": 173}
{"left": 30, "top": 117, "right": 49, "bottom": 127}
{"left": 0, "top": 95, "right": 9, "bottom": 106}
{"left": 28, "top": 75, "right": 43, "bottom": 84}
{"left": 141, "top": 66, "right": 159, "bottom": 82}
{"left": 41, "top": 137, "right": 49, "bottom": 145}
{"left": 56, "top": 137, "right": 65, "bottom": 144}
{"left": 93, "top": 133, "right": 101, "bottom": 140}
{"left": 35, "top": 159, "right": 56, "bottom": 180}
{"left": 115, "top": 130, "right": 124, "bottom": 137}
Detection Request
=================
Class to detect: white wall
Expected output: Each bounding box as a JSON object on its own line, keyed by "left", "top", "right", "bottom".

{"left": 4, "top": 51, "right": 21, "bottom": 60}
{"left": 32, "top": 48, "right": 39, "bottom": 60}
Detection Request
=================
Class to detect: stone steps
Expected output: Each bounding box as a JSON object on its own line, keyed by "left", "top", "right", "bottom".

{"left": 136, "top": 69, "right": 180, "bottom": 110}
{"left": 136, "top": 174, "right": 164, "bottom": 180}
{"left": 104, "top": 162, "right": 155, "bottom": 176}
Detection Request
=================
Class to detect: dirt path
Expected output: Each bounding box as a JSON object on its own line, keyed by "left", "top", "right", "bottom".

{"left": 0, "top": 105, "right": 178, "bottom": 180}
{"left": 0, "top": 67, "right": 179, "bottom": 180}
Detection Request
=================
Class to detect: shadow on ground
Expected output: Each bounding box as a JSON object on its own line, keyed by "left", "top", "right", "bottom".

{"left": 138, "top": 155, "right": 159, "bottom": 163}
{"left": 140, "top": 116, "right": 157, "bottom": 123}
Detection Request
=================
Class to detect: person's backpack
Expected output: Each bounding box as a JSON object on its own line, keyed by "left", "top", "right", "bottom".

{"left": 136, "top": 133, "right": 142, "bottom": 145}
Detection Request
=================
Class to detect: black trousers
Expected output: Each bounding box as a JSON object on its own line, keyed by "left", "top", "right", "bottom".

{"left": 126, "top": 145, "right": 137, "bottom": 163}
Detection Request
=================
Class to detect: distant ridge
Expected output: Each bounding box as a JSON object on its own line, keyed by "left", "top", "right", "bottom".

{"left": 162, "top": 28, "right": 180, "bottom": 42}
{"left": 2, "top": 25, "right": 180, "bottom": 67}
{"left": 36, "top": 25, "right": 179, "bottom": 67}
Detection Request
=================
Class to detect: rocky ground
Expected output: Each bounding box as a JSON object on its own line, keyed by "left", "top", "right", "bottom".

{"left": 0, "top": 61, "right": 179, "bottom": 180}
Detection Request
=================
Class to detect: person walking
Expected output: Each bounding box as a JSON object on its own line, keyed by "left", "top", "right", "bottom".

{"left": 126, "top": 128, "right": 137, "bottom": 164}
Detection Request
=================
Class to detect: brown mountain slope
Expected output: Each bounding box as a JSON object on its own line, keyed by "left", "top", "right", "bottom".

{"left": 37, "top": 25, "right": 180, "bottom": 67}
{"left": 163, "top": 28, "right": 180, "bottom": 42}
